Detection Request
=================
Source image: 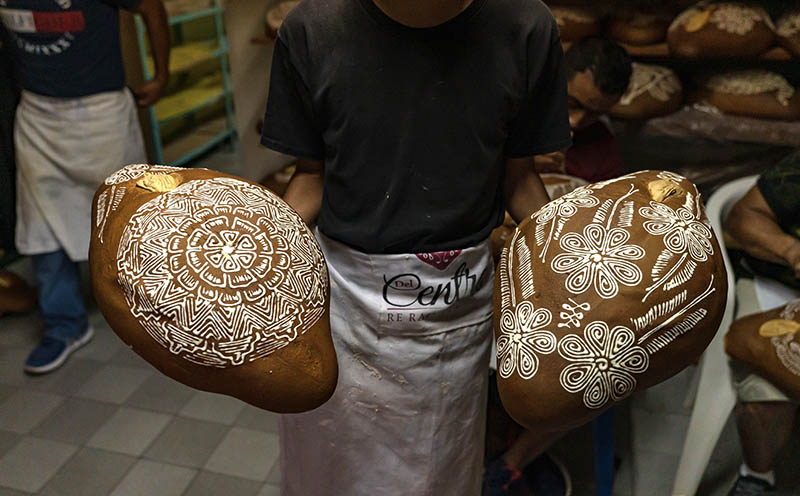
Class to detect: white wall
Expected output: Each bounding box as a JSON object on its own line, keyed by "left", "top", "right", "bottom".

{"left": 224, "top": 0, "right": 295, "bottom": 181}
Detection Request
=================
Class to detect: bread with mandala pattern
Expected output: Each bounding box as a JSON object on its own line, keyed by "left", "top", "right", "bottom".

{"left": 89, "top": 164, "right": 337, "bottom": 412}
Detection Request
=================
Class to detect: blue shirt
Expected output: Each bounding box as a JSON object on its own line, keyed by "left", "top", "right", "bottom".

{"left": 0, "top": 0, "right": 142, "bottom": 98}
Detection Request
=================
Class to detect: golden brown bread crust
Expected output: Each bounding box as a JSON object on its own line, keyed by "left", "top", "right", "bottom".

{"left": 667, "top": 2, "right": 776, "bottom": 58}
{"left": 89, "top": 165, "right": 337, "bottom": 413}
{"left": 610, "top": 63, "right": 683, "bottom": 120}
{"left": 0, "top": 270, "right": 37, "bottom": 314}
{"left": 494, "top": 170, "right": 726, "bottom": 430}
{"left": 726, "top": 301, "right": 800, "bottom": 400}
{"left": 550, "top": 6, "right": 603, "bottom": 42}
{"left": 609, "top": 13, "right": 671, "bottom": 46}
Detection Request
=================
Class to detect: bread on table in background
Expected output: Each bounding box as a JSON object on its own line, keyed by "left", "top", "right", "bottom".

{"left": 494, "top": 170, "right": 727, "bottom": 430}
{"left": 726, "top": 300, "right": 800, "bottom": 400}
{"left": 776, "top": 9, "right": 800, "bottom": 57}
{"left": 667, "top": 2, "right": 775, "bottom": 58}
{"left": 609, "top": 11, "right": 673, "bottom": 46}
{"left": 610, "top": 63, "right": 683, "bottom": 120}
{"left": 549, "top": 5, "right": 603, "bottom": 42}
{"left": 697, "top": 70, "right": 800, "bottom": 121}
{"left": 89, "top": 164, "right": 337, "bottom": 413}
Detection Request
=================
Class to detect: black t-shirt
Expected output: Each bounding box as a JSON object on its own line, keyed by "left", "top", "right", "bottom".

{"left": 261, "top": 0, "right": 570, "bottom": 254}
{"left": 0, "top": 0, "right": 141, "bottom": 98}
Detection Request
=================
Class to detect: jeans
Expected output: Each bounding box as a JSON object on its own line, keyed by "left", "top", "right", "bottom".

{"left": 30, "top": 249, "right": 88, "bottom": 341}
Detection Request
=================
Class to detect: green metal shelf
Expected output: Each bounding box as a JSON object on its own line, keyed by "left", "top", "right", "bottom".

{"left": 156, "top": 89, "right": 231, "bottom": 127}
{"left": 167, "top": 5, "right": 222, "bottom": 26}
{"left": 135, "top": 0, "right": 236, "bottom": 166}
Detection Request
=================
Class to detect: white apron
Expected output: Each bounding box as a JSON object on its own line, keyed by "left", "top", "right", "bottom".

{"left": 280, "top": 229, "right": 495, "bottom": 496}
{"left": 14, "top": 89, "right": 146, "bottom": 261}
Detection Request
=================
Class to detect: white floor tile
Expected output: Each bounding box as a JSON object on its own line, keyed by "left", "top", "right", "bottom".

{"left": 179, "top": 391, "right": 246, "bottom": 425}
{"left": 0, "top": 390, "right": 64, "bottom": 433}
{"left": 87, "top": 407, "right": 171, "bottom": 456}
{"left": 205, "top": 428, "right": 279, "bottom": 481}
{"left": 110, "top": 459, "right": 196, "bottom": 496}
{"left": 75, "top": 365, "right": 152, "bottom": 404}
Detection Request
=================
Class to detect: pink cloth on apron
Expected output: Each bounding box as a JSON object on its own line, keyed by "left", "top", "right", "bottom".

{"left": 279, "top": 229, "right": 495, "bottom": 496}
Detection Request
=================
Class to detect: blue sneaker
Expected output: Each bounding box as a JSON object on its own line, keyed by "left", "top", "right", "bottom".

{"left": 24, "top": 326, "right": 94, "bottom": 374}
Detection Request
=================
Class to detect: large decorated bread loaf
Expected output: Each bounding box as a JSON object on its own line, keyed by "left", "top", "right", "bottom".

{"left": 89, "top": 164, "right": 337, "bottom": 413}
{"left": 667, "top": 2, "right": 775, "bottom": 58}
{"left": 266, "top": 0, "right": 299, "bottom": 39}
{"left": 726, "top": 300, "right": 800, "bottom": 400}
{"left": 494, "top": 170, "right": 727, "bottom": 430}
{"left": 550, "top": 6, "right": 603, "bottom": 42}
{"left": 777, "top": 10, "right": 800, "bottom": 57}
{"left": 610, "top": 63, "right": 683, "bottom": 120}
{"left": 609, "top": 12, "right": 672, "bottom": 46}
{"left": 698, "top": 70, "right": 800, "bottom": 121}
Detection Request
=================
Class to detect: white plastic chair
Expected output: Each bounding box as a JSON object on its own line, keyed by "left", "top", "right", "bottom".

{"left": 672, "top": 175, "right": 758, "bottom": 496}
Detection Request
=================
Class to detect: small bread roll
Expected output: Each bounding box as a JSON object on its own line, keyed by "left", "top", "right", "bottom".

{"left": 609, "top": 12, "right": 672, "bottom": 46}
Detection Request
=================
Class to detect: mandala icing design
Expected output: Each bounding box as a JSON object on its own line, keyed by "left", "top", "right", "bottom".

{"left": 105, "top": 164, "right": 183, "bottom": 185}
{"left": 706, "top": 71, "right": 796, "bottom": 107}
{"left": 497, "top": 300, "right": 557, "bottom": 380}
{"left": 639, "top": 200, "right": 714, "bottom": 262}
{"left": 117, "top": 177, "right": 327, "bottom": 368}
{"left": 558, "top": 321, "right": 649, "bottom": 409}
{"left": 620, "top": 63, "right": 681, "bottom": 106}
{"left": 551, "top": 223, "right": 645, "bottom": 299}
{"left": 777, "top": 12, "right": 800, "bottom": 37}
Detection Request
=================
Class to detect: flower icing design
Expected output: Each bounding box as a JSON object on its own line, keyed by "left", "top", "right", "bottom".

{"left": 534, "top": 186, "right": 599, "bottom": 225}
{"left": 620, "top": 63, "right": 681, "bottom": 106}
{"left": 709, "top": 5, "right": 772, "bottom": 35}
{"left": 558, "top": 321, "right": 649, "bottom": 409}
{"left": 497, "top": 301, "right": 557, "bottom": 380}
{"left": 639, "top": 201, "right": 713, "bottom": 262}
{"left": 551, "top": 224, "right": 645, "bottom": 299}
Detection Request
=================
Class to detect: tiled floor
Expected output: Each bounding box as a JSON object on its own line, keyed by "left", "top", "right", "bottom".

{"left": 2, "top": 148, "right": 799, "bottom": 495}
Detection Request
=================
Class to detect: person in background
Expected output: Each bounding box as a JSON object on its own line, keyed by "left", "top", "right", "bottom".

{"left": 724, "top": 149, "right": 800, "bottom": 496}
{"left": 535, "top": 36, "right": 632, "bottom": 184}
{"left": 260, "top": 0, "right": 570, "bottom": 493}
{"left": 0, "top": 0, "right": 170, "bottom": 374}
{"left": 483, "top": 36, "right": 632, "bottom": 496}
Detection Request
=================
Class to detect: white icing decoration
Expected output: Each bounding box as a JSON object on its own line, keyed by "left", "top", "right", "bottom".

{"left": 116, "top": 176, "right": 327, "bottom": 368}
{"left": 533, "top": 186, "right": 599, "bottom": 263}
{"left": 105, "top": 163, "right": 182, "bottom": 185}
{"left": 670, "top": 3, "right": 773, "bottom": 35}
{"left": 644, "top": 308, "right": 708, "bottom": 354}
{"left": 619, "top": 63, "right": 682, "bottom": 106}
{"left": 551, "top": 223, "right": 645, "bottom": 299}
{"left": 780, "top": 300, "right": 800, "bottom": 320}
{"left": 497, "top": 301, "right": 557, "bottom": 380}
{"left": 558, "top": 321, "right": 649, "bottom": 409}
{"left": 657, "top": 171, "right": 687, "bottom": 183}
{"left": 631, "top": 289, "right": 688, "bottom": 332}
{"left": 706, "top": 70, "right": 796, "bottom": 107}
{"left": 558, "top": 299, "right": 591, "bottom": 329}
{"left": 772, "top": 299, "right": 800, "bottom": 376}
{"left": 777, "top": 12, "right": 800, "bottom": 38}
{"left": 639, "top": 197, "right": 714, "bottom": 262}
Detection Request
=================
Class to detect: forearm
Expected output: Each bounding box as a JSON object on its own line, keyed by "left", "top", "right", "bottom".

{"left": 728, "top": 208, "right": 800, "bottom": 267}
{"left": 505, "top": 157, "right": 551, "bottom": 224}
{"left": 283, "top": 164, "right": 324, "bottom": 225}
{"left": 138, "top": 0, "right": 170, "bottom": 82}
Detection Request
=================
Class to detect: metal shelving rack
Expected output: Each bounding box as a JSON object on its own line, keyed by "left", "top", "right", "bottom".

{"left": 135, "top": 0, "right": 236, "bottom": 166}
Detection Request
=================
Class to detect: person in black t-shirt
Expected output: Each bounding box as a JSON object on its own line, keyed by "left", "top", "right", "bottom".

{"left": 261, "top": 0, "right": 570, "bottom": 494}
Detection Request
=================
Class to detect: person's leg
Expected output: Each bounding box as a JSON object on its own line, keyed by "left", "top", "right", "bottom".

{"left": 502, "top": 427, "right": 566, "bottom": 470}
{"left": 735, "top": 401, "right": 798, "bottom": 474}
{"left": 25, "top": 248, "right": 91, "bottom": 373}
